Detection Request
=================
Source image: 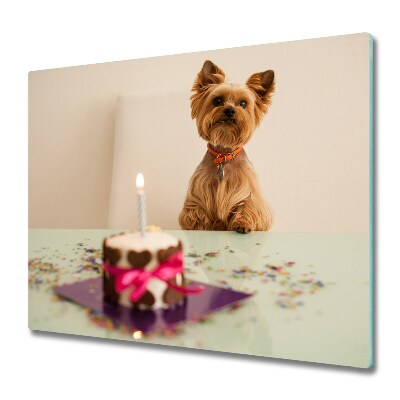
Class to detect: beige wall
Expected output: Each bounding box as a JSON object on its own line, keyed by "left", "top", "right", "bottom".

{"left": 29, "top": 33, "right": 371, "bottom": 232}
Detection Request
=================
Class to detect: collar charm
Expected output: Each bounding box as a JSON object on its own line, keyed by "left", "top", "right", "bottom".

{"left": 207, "top": 144, "right": 243, "bottom": 180}
{"left": 217, "top": 163, "right": 225, "bottom": 180}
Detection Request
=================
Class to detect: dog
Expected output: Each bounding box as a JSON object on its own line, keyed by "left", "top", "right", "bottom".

{"left": 179, "top": 60, "right": 274, "bottom": 233}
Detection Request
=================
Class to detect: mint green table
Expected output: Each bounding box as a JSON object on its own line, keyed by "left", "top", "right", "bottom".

{"left": 28, "top": 229, "right": 372, "bottom": 368}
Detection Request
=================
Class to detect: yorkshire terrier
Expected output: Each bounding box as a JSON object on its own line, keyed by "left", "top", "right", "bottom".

{"left": 179, "top": 60, "right": 275, "bottom": 233}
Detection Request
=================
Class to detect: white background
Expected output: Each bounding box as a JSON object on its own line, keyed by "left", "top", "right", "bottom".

{"left": 1, "top": 1, "right": 399, "bottom": 398}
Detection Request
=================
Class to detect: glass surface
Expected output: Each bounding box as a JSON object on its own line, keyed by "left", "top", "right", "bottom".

{"left": 28, "top": 229, "right": 371, "bottom": 368}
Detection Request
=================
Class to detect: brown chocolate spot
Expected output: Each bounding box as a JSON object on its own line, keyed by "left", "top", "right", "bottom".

{"left": 102, "top": 238, "right": 106, "bottom": 253}
{"left": 103, "top": 243, "right": 121, "bottom": 265}
{"left": 133, "top": 290, "right": 155, "bottom": 307}
{"left": 128, "top": 250, "right": 151, "bottom": 268}
{"left": 163, "top": 273, "right": 186, "bottom": 305}
{"left": 157, "top": 241, "right": 183, "bottom": 262}
{"left": 103, "top": 273, "right": 120, "bottom": 305}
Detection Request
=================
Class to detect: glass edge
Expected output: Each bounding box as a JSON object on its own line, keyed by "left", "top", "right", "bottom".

{"left": 369, "top": 33, "right": 374, "bottom": 369}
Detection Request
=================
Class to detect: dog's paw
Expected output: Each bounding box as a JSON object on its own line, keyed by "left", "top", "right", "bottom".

{"left": 179, "top": 207, "right": 213, "bottom": 230}
{"left": 235, "top": 226, "right": 251, "bottom": 234}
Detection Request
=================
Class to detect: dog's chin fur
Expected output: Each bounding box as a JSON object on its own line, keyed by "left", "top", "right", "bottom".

{"left": 203, "top": 120, "right": 254, "bottom": 150}
{"left": 179, "top": 60, "right": 275, "bottom": 232}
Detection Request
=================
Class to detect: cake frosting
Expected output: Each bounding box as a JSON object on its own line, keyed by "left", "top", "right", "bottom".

{"left": 102, "top": 231, "right": 186, "bottom": 309}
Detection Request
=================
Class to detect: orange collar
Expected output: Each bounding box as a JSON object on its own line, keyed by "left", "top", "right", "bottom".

{"left": 207, "top": 144, "right": 243, "bottom": 164}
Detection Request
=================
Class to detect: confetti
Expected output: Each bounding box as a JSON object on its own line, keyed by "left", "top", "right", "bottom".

{"left": 87, "top": 309, "right": 115, "bottom": 330}
{"left": 285, "top": 261, "right": 296, "bottom": 267}
{"left": 186, "top": 252, "right": 201, "bottom": 258}
{"left": 217, "top": 279, "right": 231, "bottom": 288}
{"left": 28, "top": 241, "right": 102, "bottom": 292}
{"left": 276, "top": 298, "right": 304, "bottom": 309}
{"left": 183, "top": 244, "right": 333, "bottom": 311}
{"left": 205, "top": 252, "right": 219, "bottom": 257}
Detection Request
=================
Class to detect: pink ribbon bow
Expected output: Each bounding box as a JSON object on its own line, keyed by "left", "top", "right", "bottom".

{"left": 103, "top": 251, "right": 203, "bottom": 302}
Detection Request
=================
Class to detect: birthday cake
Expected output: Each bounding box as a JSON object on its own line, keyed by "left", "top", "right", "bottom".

{"left": 102, "top": 231, "right": 187, "bottom": 309}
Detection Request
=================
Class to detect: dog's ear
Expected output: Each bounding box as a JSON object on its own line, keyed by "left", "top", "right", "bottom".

{"left": 246, "top": 70, "right": 275, "bottom": 105}
{"left": 191, "top": 61, "right": 226, "bottom": 119}
{"left": 193, "top": 60, "right": 226, "bottom": 93}
{"left": 246, "top": 70, "right": 275, "bottom": 123}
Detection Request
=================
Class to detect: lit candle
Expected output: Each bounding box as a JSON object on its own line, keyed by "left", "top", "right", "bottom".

{"left": 135, "top": 173, "right": 147, "bottom": 237}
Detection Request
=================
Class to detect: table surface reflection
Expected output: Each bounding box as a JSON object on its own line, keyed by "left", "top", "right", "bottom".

{"left": 28, "top": 229, "right": 372, "bottom": 368}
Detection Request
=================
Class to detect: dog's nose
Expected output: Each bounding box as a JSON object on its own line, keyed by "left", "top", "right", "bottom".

{"left": 224, "top": 107, "right": 236, "bottom": 118}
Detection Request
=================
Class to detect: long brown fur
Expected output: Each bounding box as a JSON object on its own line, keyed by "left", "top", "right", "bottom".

{"left": 179, "top": 60, "right": 275, "bottom": 233}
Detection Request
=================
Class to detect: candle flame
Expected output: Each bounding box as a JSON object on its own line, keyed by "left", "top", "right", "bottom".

{"left": 136, "top": 173, "right": 144, "bottom": 189}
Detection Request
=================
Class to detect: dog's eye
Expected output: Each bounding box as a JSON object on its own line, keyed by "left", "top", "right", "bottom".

{"left": 239, "top": 100, "right": 247, "bottom": 109}
{"left": 213, "top": 97, "right": 223, "bottom": 106}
